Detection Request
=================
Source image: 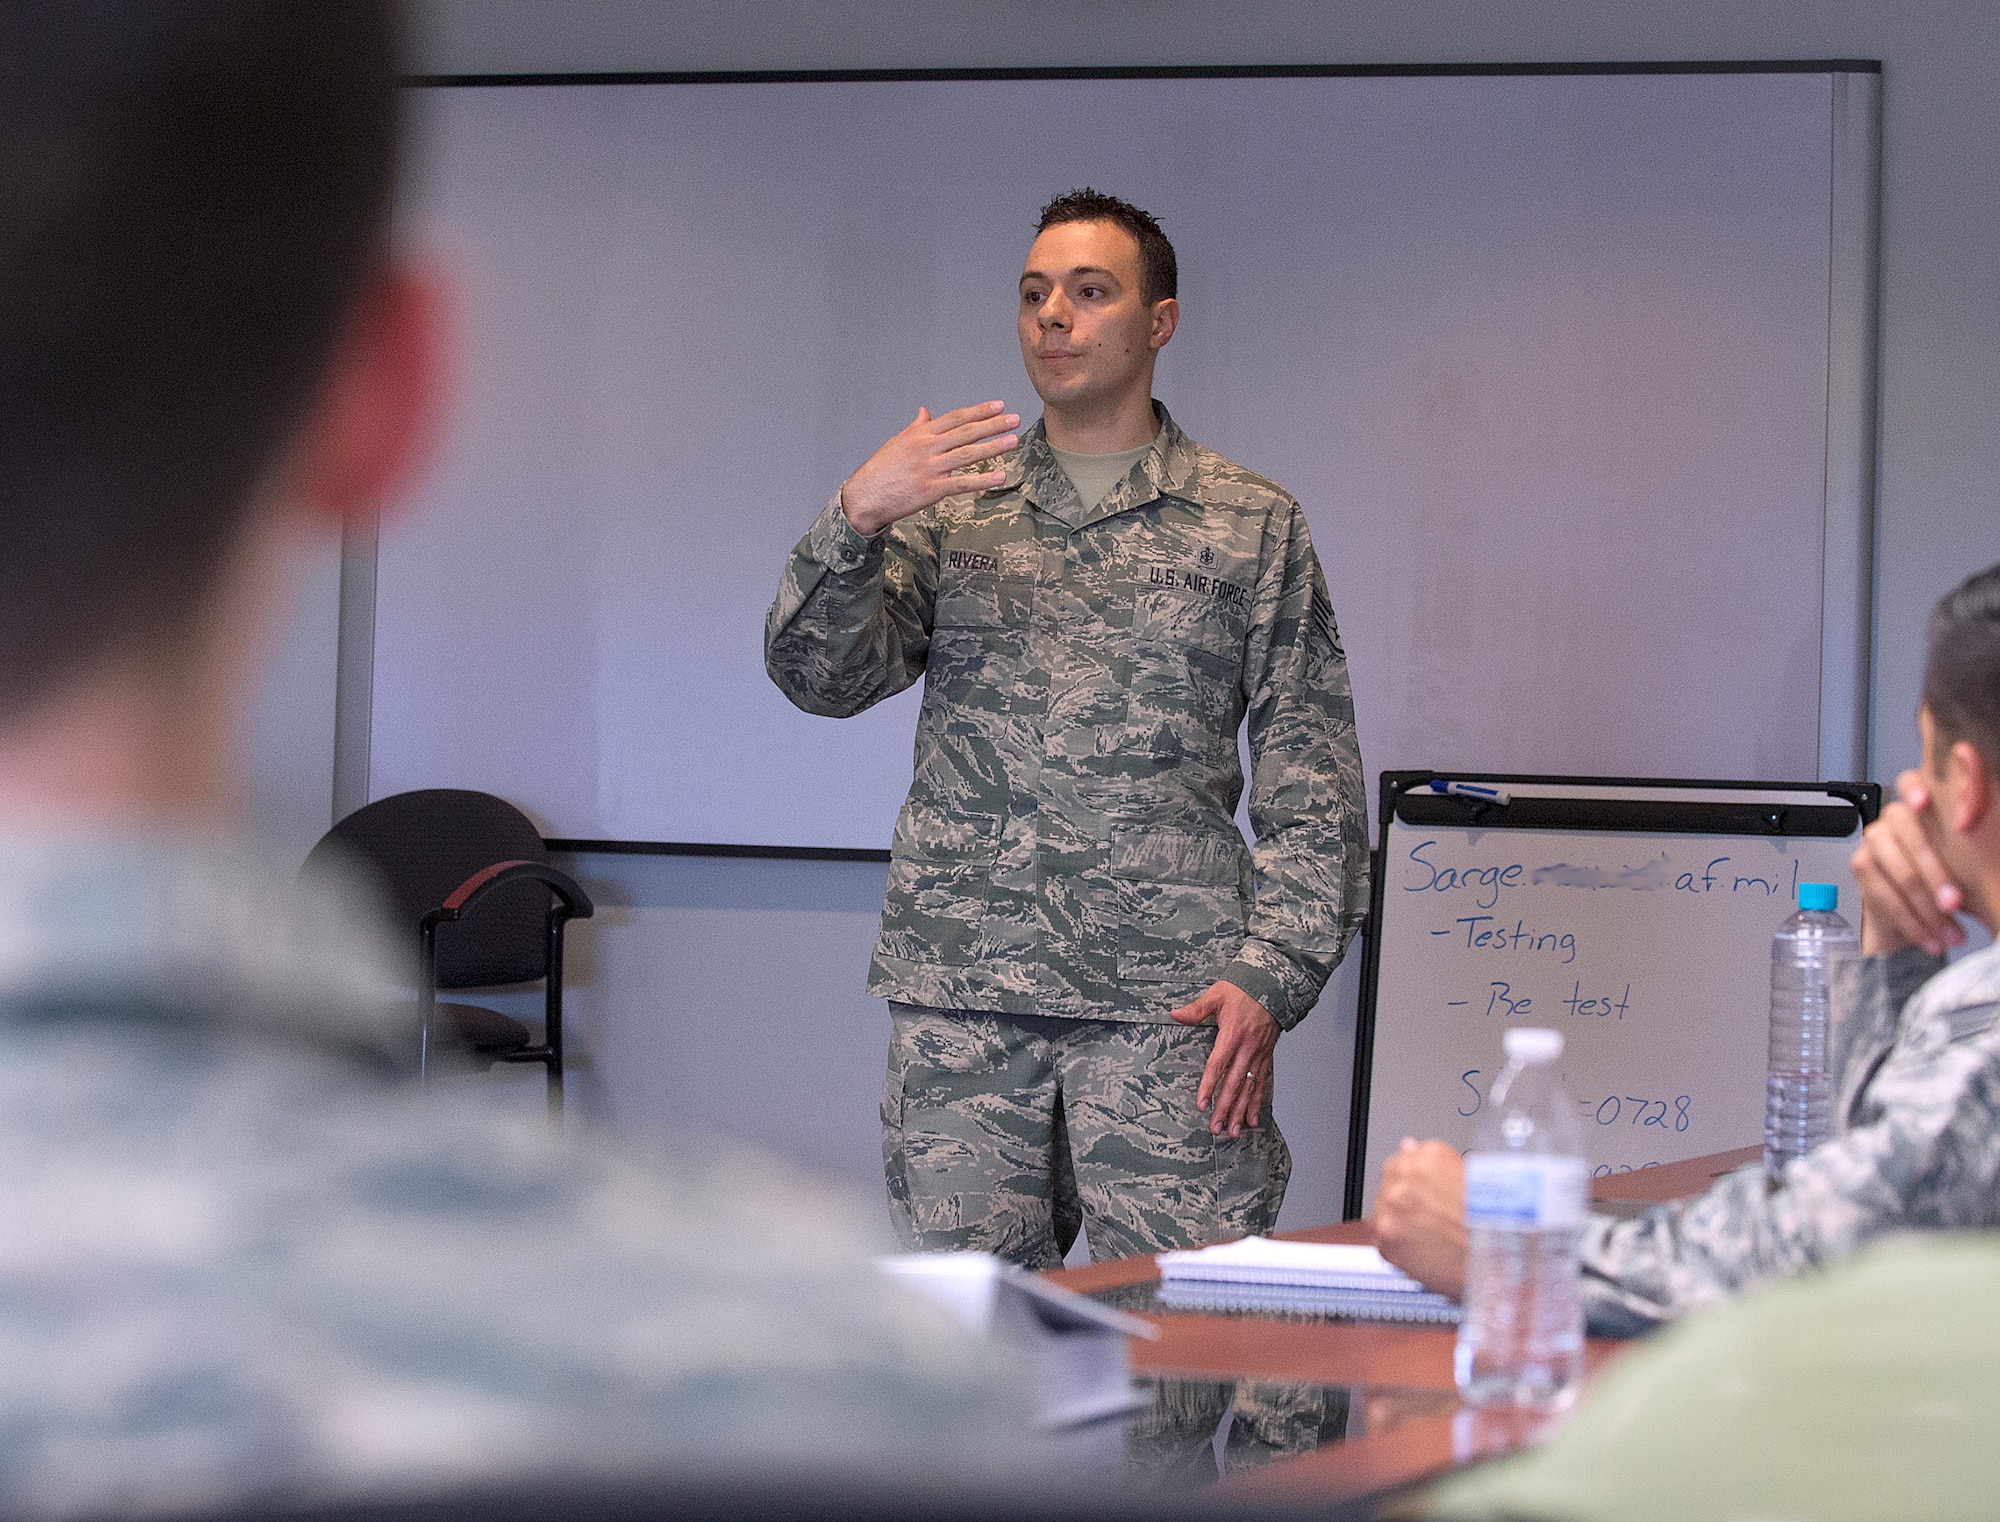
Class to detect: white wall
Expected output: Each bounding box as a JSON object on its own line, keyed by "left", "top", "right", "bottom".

{"left": 244, "top": 539, "right": 343, "bottom": 867}
{"left": 411, "top": 1, "right": 2000, "bottom": 781}
{"left": 325, "top": 0, "right": 2000, "bottom": 1229}
{"left": 496, "top": 854, "right": 1366, "bottom": 1231}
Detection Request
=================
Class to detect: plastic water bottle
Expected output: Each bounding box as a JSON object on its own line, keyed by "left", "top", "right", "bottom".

{"left": 1456, "top": 1027, "right": 1588, "bottom": 1410}
{"left": 1764, "top": 882, "right": 1859, "bottom": 1182}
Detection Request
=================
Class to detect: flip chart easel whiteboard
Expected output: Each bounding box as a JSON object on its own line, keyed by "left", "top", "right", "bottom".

{"left": 1345, "top": 773, "right": 1880, "bottom": 1218}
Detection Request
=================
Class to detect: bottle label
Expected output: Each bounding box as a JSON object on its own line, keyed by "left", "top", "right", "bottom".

{"left": 1463, "top": 1153, "right": 1588, "bottom": 1230}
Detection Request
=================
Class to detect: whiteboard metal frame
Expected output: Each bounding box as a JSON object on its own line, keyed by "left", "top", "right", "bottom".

{"left": 408, "top": 62, "right": 1882, "bottom": 88}
{"left": 1819, "top": 69, "right": 1884, "bottom": 783}
{"left": 1342, "top": 769, "right": 1882, "bottom": 1219}
{"left": 337, "top": 60, "right": 1884, "bottom": 850}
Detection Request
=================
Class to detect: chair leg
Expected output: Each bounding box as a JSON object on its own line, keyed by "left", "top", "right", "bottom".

{"left": 545, "top": 910, "right": 568, "bottom": 1127}
{"left": 418, "top": 919, "right": 441, "bottom": 1088}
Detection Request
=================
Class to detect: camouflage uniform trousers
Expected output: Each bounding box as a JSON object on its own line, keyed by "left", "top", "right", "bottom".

{"left": 883, "top": 1003, "right": 1291, "bottom": 1269}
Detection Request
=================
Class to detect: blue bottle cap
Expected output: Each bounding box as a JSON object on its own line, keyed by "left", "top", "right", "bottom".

{"left": 1799, "top": 882, "right": 1838, "bottom": 912}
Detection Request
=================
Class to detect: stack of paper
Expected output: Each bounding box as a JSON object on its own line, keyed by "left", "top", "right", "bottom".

{"left": 879, "top": 1252, "right": 1158, "bottom": 1428}
{"left": 1155, "top": 1236, "right": 1463, "bottom": 1324}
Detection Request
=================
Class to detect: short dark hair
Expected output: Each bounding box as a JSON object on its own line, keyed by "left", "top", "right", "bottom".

{"left": 1923, "top": 562, "right": 2000, "bottom": 774}
{"left": 1035, "top": 188, "right": 1178, "bottom": 308}
{"left": 0, "top": 1, "right": 402, "bottom": 717}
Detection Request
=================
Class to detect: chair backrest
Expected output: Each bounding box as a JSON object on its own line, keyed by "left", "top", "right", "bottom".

{"left": 305, "top": 789, "right": 555, "bottom": 989}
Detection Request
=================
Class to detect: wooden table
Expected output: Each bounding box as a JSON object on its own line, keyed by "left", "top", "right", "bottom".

{"left": 1042, "top": 1145, "right": 1761, "bottom": 1506}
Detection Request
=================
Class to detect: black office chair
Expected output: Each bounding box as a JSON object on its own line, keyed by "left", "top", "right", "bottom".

{"left": 303, "top": 789, "right": 594, "bottom": 1119}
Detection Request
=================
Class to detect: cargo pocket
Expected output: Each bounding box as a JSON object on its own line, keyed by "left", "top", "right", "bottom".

{"left": 875, "top": 810, "right": 1002, "bottom": 965}
{"left": 1108, "top": 826, "right": 1248, "bottom": 986}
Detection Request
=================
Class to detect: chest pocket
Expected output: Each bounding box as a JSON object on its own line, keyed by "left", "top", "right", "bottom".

{"left": 1130, "top": 587, "right": 1250, "bottom": 741}
{"left": 934, "top": 575, "right": 1031, "bottom": 630}
{"left": 935, "top": 536, "right": 1036, "bottom": 630}
{"left": 1134, "top": 586, "right": 1249, "bottom": 660}
{"left": 928, "top": 574, "right": 1030, "bottom": 716}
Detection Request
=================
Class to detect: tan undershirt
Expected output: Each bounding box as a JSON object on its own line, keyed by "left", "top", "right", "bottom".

{"left": 1048, "top": 439, "right": 1155, "bottom": 512}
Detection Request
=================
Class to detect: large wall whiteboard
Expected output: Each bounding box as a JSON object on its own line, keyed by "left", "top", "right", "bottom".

{"left": 1348, "top": 776, "right": 1875, "bottom": 1216}
{"left": 363, "top": 67, "right": 1879, "bottom": 848}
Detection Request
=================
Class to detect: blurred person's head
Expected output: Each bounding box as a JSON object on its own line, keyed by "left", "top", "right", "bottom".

{"left": 1916, "top": 561, "right": 2000, "bottom": 924}
{"left": 0, "top": 0, "right": 445, "bottom": 827}
{"left": 1924, "top": 564, "right": 2000, "bottom": 779}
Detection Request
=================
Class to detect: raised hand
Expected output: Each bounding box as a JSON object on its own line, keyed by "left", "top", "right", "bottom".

{"left": 1173, "top": 980, "right": 1279, "bottom": 1139}
{"left": 839, "top": 402, "right": 1019, "bottom": 537}
{"left": 1852, "top": 769, "right": 1968, "bottom": 956}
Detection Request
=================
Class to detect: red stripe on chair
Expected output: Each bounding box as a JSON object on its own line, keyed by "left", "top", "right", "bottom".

{"left": 442, "top": 859, "right": 534, "bottom": 912}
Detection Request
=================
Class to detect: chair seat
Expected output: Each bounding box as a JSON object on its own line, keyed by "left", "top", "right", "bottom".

{"left": 436, "top": 1001, "right": 533, "bottom": 1055}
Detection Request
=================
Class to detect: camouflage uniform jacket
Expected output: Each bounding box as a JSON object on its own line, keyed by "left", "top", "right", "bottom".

{"left": 0, "top": 832, "right": 1036, "bottom": 1517}
{"left": 1581, "top": 941, "right": 2000, "bottom": 1335}
{"left": 765, "top": 406, "right": 1367, "bottom": 1029}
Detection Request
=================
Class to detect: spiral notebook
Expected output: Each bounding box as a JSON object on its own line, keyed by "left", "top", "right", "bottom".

{"left": 1155, "top": 1237, "right": 1463, "bottom": 1325}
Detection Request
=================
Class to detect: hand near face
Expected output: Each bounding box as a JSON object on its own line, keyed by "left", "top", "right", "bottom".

{"left": 1373, "top": 1139, "right": 1468, "bottom": 1300}
{"left": 1851, "top": 768, "right": 1968, "bottom": 956}
{"left": 839, "top": 402, "right": 1019, "bottom": 537}
{"left": 1172, "top": 980, "right": 1278, "bottom": 1139}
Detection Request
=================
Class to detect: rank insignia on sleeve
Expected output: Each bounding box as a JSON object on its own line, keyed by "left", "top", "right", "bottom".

{"left": 1311, "top": 581, "right": 1337, "bottom": 650}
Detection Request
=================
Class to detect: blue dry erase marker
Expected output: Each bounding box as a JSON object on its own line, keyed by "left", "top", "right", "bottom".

{"left": 1428, "top": 779, "right": 1511, "bottom": 805}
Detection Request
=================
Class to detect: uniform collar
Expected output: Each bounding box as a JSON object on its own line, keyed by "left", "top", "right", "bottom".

{"left": 990, "top": 402, "right": 1200, "bottom": 530}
